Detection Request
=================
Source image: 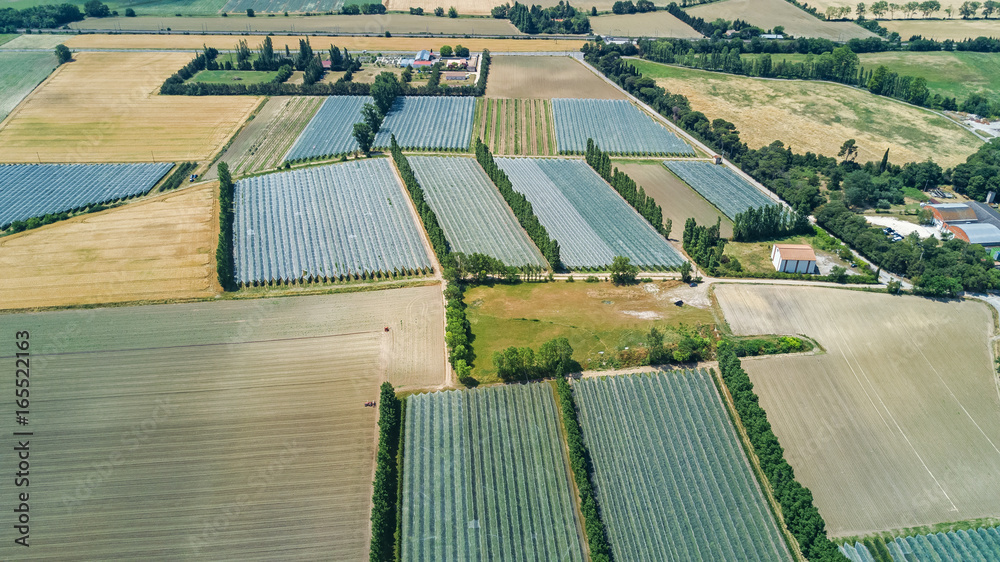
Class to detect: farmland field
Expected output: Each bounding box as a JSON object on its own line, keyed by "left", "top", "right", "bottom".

{"left": 69, "top": 14, "right": 521, "bottom": 35}
{"left": 209, "top": 96, "right": 322, "bottom": 180}
{"left": 222, "top": 0, "right": 339, "bottom": 12}
{"left": 613, "top": 160, "right": 733, "bottom": 238}
{"left": 687, "top": 0, "right": 878, "bottom": 40}
{"left": 553, "top": 98, "right": 695, "bottom": 155}
{"left": 284, "top": 96, "right": 369, "bottom": 161}
{"left": 374, "top": 96, "right": 476, "bottom": 151}
{"left": 408, "top": 156, "right": 548, "bottom": 267}
{"left": 386, "top": 0, "right": 620, "bottom": 15}
{"left": 234, "top": 159, "right": 434, "bottom": 285}
{"left": 497, "top": 157, "right": 686, "bottom": 269}
{"left": 465, "top": 280, "right": 714, "bottom": 381}
{"left": 804, "top": 0, "right": 963, "bottom": 19}
{"left": 0, "top": 286, "right": 443, "bottom": 559}
{"left": 591, "top": 10, "right": 704, "bottom": 38}
{"left": 401, "top": 383, "right": 586, "bottom": 561}
{"left": 716, "top": 285, "right": 1000, "bottom": 537}
{"left": 663, "top": 161, "right": 777, "bottom": 219}
{"left": 188, "top": 70, "right": 280, "bottom": 85}
{"left": 0, "top": 163, "right": 173, "bottom": 227}
{"left": 106, "top": 0, "right": 226, "bottom": 16}
{"left": 0, "top": 33, "right": 69, "bottom": 49}
{"left": 485, "top": 56, "right": 626, "bottom": 99}
{"left": 841, "top": 526, "right": 1000, "bottom": 561}
{"left": 882, "top": 18, "right": 1000, "bottom": 41}
{"left": 0, "top": 51, "right": 57, "bottom": 121}
{"left": 475, "top": 98, "right": 556, "bottom": 156}
{"left": 0, "top": 52, "right": 259, "bottom": 163}
{"left": 630, "top": 59, "right": 983, "bottom": 166}
{"left": 575, "top": 370, "right": 793, "bottom": 561}
{"left": 0, "top": 182, "right": 218, "bottom": 310}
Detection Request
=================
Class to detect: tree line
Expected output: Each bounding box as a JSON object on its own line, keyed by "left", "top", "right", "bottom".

{"left": 1, "top": 3, "right": 82, "bottom": 30}
{"left": 584, "top": 40, "right": 998, "bottom": 293}
{"left": 556, "top": 377, "right": 613, "bottom": 562}
{"left": 732, "top": 204, "right": 811, "bottom": 242}
{"left": 475, "top": 138, "right": 562, "bottom": 269}
{"left": 491, "top": 1, "right": 591, "bottom": 33}
{"left": 717, "top": 342, "right": 848, "bottom": 562}
{"left": 492, "top": 337, "right": 574, "bottom": 381}
{"left": 585, "top": 140, "right": 671, "bottom": 238}
{"left": 368, "top": 382, "right": 401, "bottom": 562}
{"left": 216, "top": 162, "right": 237, "bottom": 291}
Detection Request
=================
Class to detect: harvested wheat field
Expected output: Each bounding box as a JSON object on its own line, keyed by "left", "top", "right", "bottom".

{"left": 0, "top": 183, "right": 219, "bottom": 310}
{"left": 687, "top": 0, "right": 877, "bottom": 40}
{"left": 882, "top": 19, "right": 1000, "bottom": 41}
{"left": 631, "top": 60, "right": 982, "bottom": 166}
{"left": 591, "top": 10, "right": 704, "bottom": 38}
{"left": 63, "top": 33, "right": 585, "bottom": 53}
{"left": 804, "top": 0, "right": 964, "bottom": 19}
{"left": 486, "top": 55, "right": 626, "bottom": 99}
{"left": 614, "top": 160, "right": 733, "bottom": 238}
{"left": 716, "top": 284, "right": 1000, "bottom": 537}
{"left": 0, "top": 286, "right": 444, "bottom": 560}
{"left": 386, "top": 0, "right": 620, "bottom": 15}
{"left": 0, "top": 52, "right": 259, "bottom": 163}
{"left": 207, "top": 96, "right": 322, "bottom": 180}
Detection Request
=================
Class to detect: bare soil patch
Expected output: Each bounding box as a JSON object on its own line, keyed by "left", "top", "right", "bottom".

{"left": 591, "top": 10, "right": 703, "bottom": 38}
{"left": 716, "top": 284, "right": 1000, "bottom": 537}
{"left": 485, "top": 55, "right": 626, "bottom": 99}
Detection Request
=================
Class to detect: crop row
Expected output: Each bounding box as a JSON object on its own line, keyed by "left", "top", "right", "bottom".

{"left": 232, "top": 158, "right": 432, "bottom": 284}
{"left": 0, "top": 163, "right": 173, "bottom": 228}
{"left": 373, "top": 96, "right": 476, "bottom": 151}
{"left": 573, "top": 370, "right": 793, "bottom": 562}
{"left": 408, "top": 156, "right": 547, "bottom": 267}
{"left": 401, "top": 383, "right": 586, "bottom": 562}
{"left": 284, "top": 95, "right": 369, "bottom": 162}
{"left": 841, "top": 526, "right": 1000, "bottom": 562}
{"left": 663, "top": 160, "right": 775, "bottom": 219}
{"left": 497, "top": 157, "right": 686, "bottom": 269}
{"left": 552, "top": 98, "right": 694, "bottom": 156}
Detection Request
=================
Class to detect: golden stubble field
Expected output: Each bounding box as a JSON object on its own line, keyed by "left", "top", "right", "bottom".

{"left": 0, "top": 51, "right": 260, "bottom": 163}
{"left": 614, "top": 161, "right": 733, "bottom": 238}
{"left": 882, "top": 19, "right": 1000, "bottom": 41}
{"left": 635, "top": 61, "right": 982, "bottom": 166}
{"left": 0, "top": 286, "right": 445, "bottom": 559}
{"left": 485, "top": 56, "right": 626, "bottom": 99}
{"left": 687, "top": 0, "right": 878, "bottom": 40}
{"left": 591, "top": 10, "right": 704, "bottom": 38}
{"left": 716, "top": 285, "right": 1000, "bottom": 537}
{"left": 63, "top": 33, "right": 586, "bottom": 53}
{"left": 385, "top": 0, "right": 621, "bottom": 15}
{"left": 0, "top": 183, "right": 219, "bottom": 310}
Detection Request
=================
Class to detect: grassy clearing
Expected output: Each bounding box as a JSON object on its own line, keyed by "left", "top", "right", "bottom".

{"left": 0, "top": 52, "right": 259, "bottom": 163}
{"left": 0, "top": 51, "right": 57, "bottom": 121}
{"left": 188, "top": 69, "right": 279, "bottom": 84}
{"left": 0, "top": 182, "right": 219, "bottom": 310}
{"left": 591, "top": 10, "right": 703, "bottom": 38}
{"left": 882, "top": 18, "right": 1000, "bottom": 41}
{"left": 743, "top": 51, "right": 1000, "bottom": 101}
{"left": 613, "top": 159, "right": 733, "bottom": 238}
{"left": 630, "top": 59, "right": 982, "bottom": 166}
{"left": 485, "top": 55, "right": 626, "bottom": 99}
{"left": 0, "top": 287, "right": 444, "bottom": 559}
{"left": 64, "top": 33, "right": 584, "bottom": 53}
{"left": 687, "top": 0, "right": 877, "bottom": 40}
{"left": 476, "top": 98, "right": 555, "bottom": 156}
{"left": 716, "top": 284, "right": 1000, "bottom": 537}
{"left": 0, "top": 34, "right": 17, "bottom": 46}
{"left": 465, "top": 280, "right": 715, "bottom": 382}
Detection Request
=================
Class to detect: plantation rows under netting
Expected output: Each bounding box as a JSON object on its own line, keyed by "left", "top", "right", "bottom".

{"left": 408, "top": 156, "right": 548, "bottom": 268}
{"left": 0, "top": 162, "right": 174, "bottom": 228}
{"left": 401, "top": 383, "right": 587, "bottom": 562}
{"left": 840, "top": 526, "right": 1000, "bottom": 562}
{"left": 233, "top": 159, "right": 433, "bottom": 285}
{"left": 574, "top": 370, "right": 793, "bottom": 562}
{"left": 552, "top": 98, "right": 695, "bottom": 156}
{"left": 663, "top": 160, "right": 776, "bottom": 220}
{"left": 284, "top": 96, "right": 370, "bottom": 162}
{"left": 497, "top": 157, "right": 686, "bottom": 270}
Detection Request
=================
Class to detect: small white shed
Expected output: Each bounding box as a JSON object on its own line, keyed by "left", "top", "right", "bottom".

{"left": 771, "top": 244, "right": 818, "bottom": 274}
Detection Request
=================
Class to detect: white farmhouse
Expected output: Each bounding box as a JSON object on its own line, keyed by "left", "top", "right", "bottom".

{"left": 771, "top": 244, "right": 818, "bottom": 274}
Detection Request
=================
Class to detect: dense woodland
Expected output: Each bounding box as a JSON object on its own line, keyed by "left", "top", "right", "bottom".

{"left": 491, "top": 1, "right": 591, "bottom": 33}
{"left": 585, "top": 40, "right": 1000, "bottom": 295}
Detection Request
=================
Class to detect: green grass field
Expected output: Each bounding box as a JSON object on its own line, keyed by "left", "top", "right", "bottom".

{"left": 741, "top": 51, "right": 1000, "bottom": 100}
{"left": 1, "top": 0, "right": 225, "bottom": 15}
{"left": 0, "top": 34, "right": 16, "bottom": 46}
{"left": 0, "top": 51, "right": 58, "bottom": 121}
{"left": 188, "top": 69, "right": 278, "bottom": 84}
{"left": 465, "top": 281, "right": 714, "bottom": 382}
